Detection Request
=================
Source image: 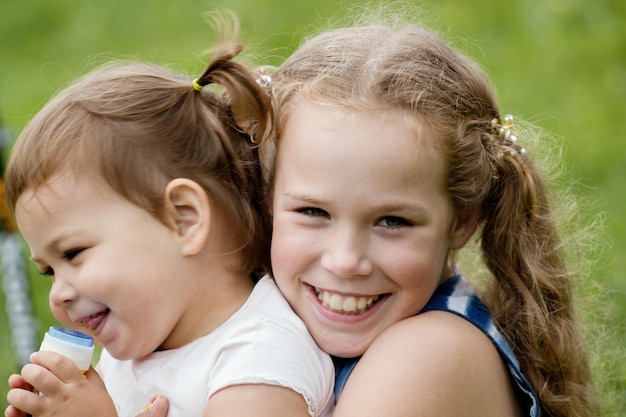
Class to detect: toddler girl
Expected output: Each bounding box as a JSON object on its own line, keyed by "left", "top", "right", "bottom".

{"left": 4, "top": 15, "right": 334, "bottom": 417}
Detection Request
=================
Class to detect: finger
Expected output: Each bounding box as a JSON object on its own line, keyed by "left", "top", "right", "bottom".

{"left": 136, "top": 395, "right": 169, "bottom": 417}
{"left": 84, "top": 366, "right": 106, "bottom": 389}
{"left": 5, "top": 404, "right": 28, "bottom": 417}
{"left": 7, "top": 374, "right": 33, "bottom": 391}
{"left": 30, "top": 351, "right": 84, "bottom": 382}
{"left": 6, "top": 387, "right": 42, "bottom": 416}
{"left": 19, "top": 363, "right": 63, "bottom": 396}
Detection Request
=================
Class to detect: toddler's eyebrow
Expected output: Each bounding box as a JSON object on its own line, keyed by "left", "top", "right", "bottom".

{"left": 31, "top": 230, "right": 84, "bottom": 262}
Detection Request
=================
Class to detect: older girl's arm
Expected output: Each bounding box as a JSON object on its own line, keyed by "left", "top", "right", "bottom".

{"left": 333, "top": 312, "right": 521, "bottom": 417}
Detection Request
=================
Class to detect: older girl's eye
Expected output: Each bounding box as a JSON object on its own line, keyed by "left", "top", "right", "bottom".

{"left": 377, "top": 216, "right": 411, "bottom": 229}
{"left": 297, "top": 207, "right": 330, "bottom": 218}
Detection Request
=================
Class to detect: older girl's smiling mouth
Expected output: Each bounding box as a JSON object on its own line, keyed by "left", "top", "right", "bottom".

{"left": 308, "top": 284, "right": 385, "bottom": 315}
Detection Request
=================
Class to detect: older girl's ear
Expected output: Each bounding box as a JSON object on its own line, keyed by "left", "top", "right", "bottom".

{"left": 449, "top": 207, "right": 480, "bottom": 249}
{"left": 163, "top": 178, "right": 211, "bottom": 256}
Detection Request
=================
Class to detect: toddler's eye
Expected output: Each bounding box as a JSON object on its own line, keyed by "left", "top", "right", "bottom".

{"left": 39, "top": 267, "right": 54, "bottom": 278}
{"left": 377, "top": 216, "right": 411, "bottom": 229}
{"left": 64, "top": 248, "right": 84, "bottom": 261}
{"left": 298, "top": 207, "right": 330, "bottom": 218}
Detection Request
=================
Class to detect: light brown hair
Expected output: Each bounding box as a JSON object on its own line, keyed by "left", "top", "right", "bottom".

{"left": 6, "top": 15, "right": 272, "bottom": 278}
{"left": 262, "top": 21, "right": 597, "bottom": 417}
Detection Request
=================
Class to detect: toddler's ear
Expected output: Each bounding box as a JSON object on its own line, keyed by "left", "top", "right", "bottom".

{"left": 164, "top": 178, "right": 211, "bottom": 256}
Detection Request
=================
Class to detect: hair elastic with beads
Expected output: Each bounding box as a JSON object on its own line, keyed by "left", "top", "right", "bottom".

{"left": 490, "top": 114, "right": 526, "bottom": 156}
{"left": 192, "top": 78, "right": 204, "bottom": 92}
{"left": 256, "top": 67, "right": 272, "bottom": 88}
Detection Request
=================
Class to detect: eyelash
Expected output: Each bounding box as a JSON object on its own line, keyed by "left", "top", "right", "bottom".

{"left": 64, "top": 248, "right": 83, "bottom": 260}
{"left": 297, "top": 207, "right": 330, "bottom": 218}
{"left": 40, "top": 268, "right": 54, "bottom": 277}
{"left": 377, "top": 216, "right": 412, "bottom": 229}
{"left": 38, "top": 248, "right": 85, "bottom": 278}
{"left": 297, "top": 207, "right": 412, "bottom": 230}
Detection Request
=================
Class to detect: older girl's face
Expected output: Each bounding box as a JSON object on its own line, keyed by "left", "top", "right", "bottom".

{"left": 270, "top": 100, "right": 475, "bottom": 357}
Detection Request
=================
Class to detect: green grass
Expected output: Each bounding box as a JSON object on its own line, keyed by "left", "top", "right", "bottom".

{"left": 1, "top": 0, "right": 624, "bottom": 414}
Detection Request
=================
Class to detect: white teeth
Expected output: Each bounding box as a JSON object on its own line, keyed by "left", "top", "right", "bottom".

{"left": 315, "top": 288, "right": 378, "bottom": 314}
{"left": 343, "top": 296, "right": 357, "bottom": 312}
{"left": 329, "top": 294, "right": 343, "bottom": 310}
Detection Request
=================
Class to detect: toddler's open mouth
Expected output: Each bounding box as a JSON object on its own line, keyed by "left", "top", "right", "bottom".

{"left": 77, "top": 308, "right": 110, "bottom": 331}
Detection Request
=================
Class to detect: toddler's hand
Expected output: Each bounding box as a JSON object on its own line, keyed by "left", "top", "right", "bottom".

{"left": 5, "top": 373, "right": 32, "bottom": 417}
{"left": 6, "top": 351, "right": 116, "bottom": 417}
{"left": 136, "top": 395, "right": 169, "bottom": 417}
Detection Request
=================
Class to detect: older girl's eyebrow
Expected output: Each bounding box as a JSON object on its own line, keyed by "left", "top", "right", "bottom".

{"left": 375, "top": 201, "right": 427, "bottom": 212}
{"left": 284, "top": 191, "right": 428, "bottom": 214}
{"left": 282, "top": 191, "right": 326, "bottom": 205}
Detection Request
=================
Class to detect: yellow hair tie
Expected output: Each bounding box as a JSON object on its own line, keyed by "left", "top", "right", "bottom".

{"left": 192, "top": 78, "right": 203, "bottom": 91}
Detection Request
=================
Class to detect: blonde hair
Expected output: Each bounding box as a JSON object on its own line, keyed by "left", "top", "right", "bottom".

{"left": 263, "top": 21, "right": 597, "bottom": 417}
{"left": 6, "top": 15, "right": 272, "bottom": 278}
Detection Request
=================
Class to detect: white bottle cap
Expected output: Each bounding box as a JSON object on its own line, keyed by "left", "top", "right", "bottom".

{"left": 39, "top": 326, "right": 94, "bottom": 372}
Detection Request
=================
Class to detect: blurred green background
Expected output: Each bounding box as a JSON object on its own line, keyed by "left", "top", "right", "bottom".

{"left": 0, "top": 0, "right": 624, "bottom": 414}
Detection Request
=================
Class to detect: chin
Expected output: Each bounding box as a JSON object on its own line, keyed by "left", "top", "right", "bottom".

{"left": 318, "top": 337, "right": 368, "bottom": 358}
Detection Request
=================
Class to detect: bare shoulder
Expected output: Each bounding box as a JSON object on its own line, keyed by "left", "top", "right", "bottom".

{"left": 333, "top": 311, "right": 523, "bottom": 417}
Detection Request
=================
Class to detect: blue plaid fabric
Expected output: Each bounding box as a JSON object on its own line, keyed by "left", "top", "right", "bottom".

{"left": 332, "top": 275, "right": 540, "bottom": 417}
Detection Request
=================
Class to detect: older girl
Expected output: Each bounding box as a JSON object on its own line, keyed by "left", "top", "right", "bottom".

{"left": 263, "top": 16, "right": 596, "bottom": 417}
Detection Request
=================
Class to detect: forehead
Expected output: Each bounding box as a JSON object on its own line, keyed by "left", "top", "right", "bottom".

{"left": 282, "top": 100, "right": 443, "bottom": 161}
{"left": 282, "top": 94, "right": 442, "bottom": 144}
{"left": 276, "top": 100, "right": 448, "bottom": 196}
{"left": 15, "top": 169, "right": 108, "bottom": 217}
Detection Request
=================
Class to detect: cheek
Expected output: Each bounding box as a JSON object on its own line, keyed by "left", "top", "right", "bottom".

{"left": 270, "top": 232, "right": 308, "bottom": 297}
{"left": 270, "top": 220, "right": 301, "bottom": 269}
{"left": 376, "top": 242, "right": 445, "bottom": 288}
{"left": 270, "top": 237, "right": 293, "bottom": 281}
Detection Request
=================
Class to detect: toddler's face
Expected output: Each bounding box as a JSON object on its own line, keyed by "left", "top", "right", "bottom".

{"left": 15, "top": 171, "right": 202, "bottom": 360}
{"left": 270, "top": 100, "right": 473, "bottom": 357}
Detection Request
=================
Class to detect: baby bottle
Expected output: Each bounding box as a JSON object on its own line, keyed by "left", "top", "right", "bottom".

{"left": 38, "top": 326, "right": 94, "bottom": 373}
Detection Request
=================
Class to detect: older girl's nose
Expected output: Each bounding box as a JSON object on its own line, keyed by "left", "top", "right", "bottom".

{"left": 320, "top": 230, "right": 372, "bottom": 278}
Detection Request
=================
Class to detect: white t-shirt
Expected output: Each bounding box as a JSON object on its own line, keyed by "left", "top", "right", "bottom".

{"left": 99, "top": 276, "right": 334, "bottom": 417}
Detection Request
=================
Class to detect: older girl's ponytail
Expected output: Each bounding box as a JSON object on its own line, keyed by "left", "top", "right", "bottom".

{"left": 480, "top": 117, "right": 594, "bottom": 417}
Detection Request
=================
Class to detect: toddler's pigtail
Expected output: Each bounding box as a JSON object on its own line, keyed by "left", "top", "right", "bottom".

{"left": 192, "top": 13, "right": 272, "bottom": 143}
{"left": 188, "top": 12, "right": 273, "bottom": 276}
